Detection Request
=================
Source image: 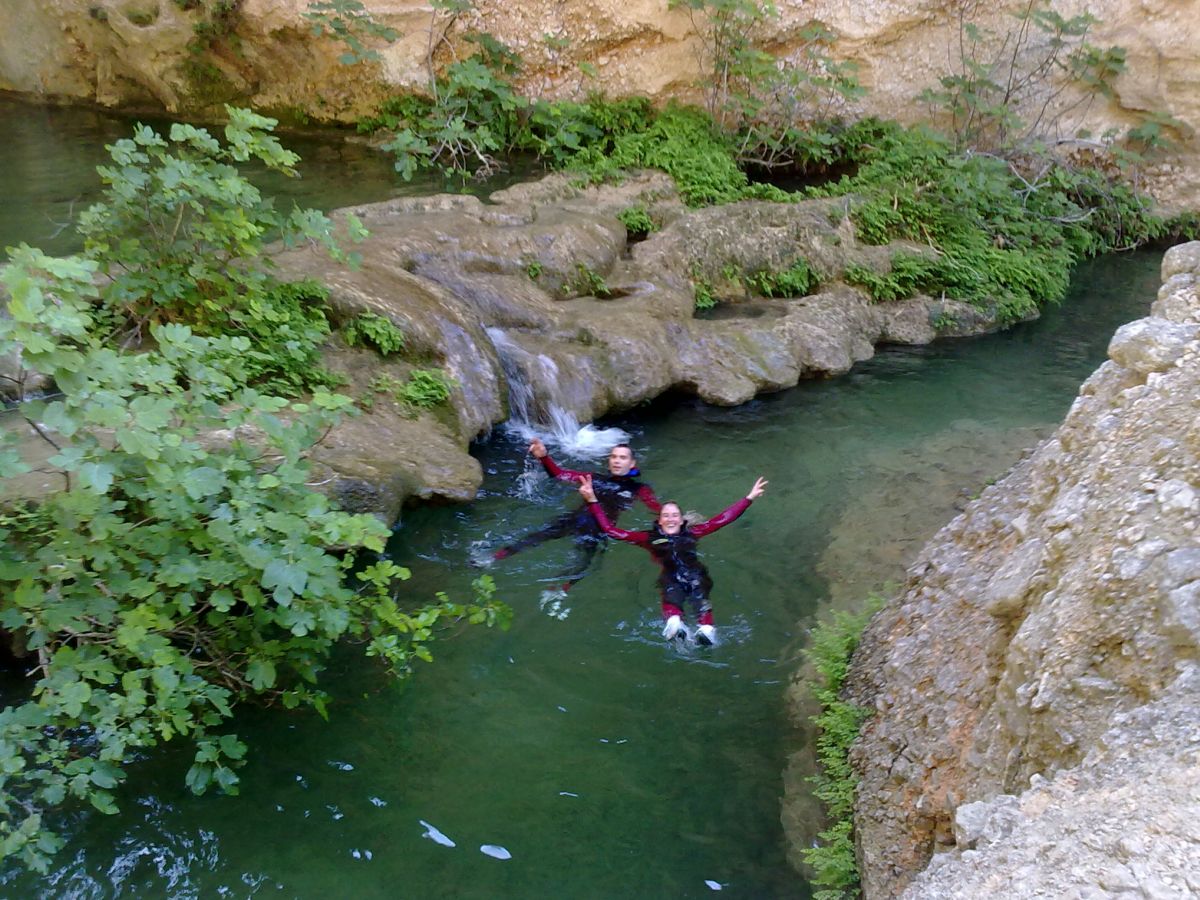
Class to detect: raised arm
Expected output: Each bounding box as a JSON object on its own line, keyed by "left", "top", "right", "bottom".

{"left": 529, "top": 437, "right": 587, "bottom": 483}
{"left": 690, "top": 477, "right": 768, "bottom": 538}
{"left": 579, "top": 476, "right": 652, "bottom": 546}
{"left": 636, "top": 482, "right": 663, "bottom": 513}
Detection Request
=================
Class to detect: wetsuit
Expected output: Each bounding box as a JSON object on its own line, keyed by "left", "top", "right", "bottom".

{"left": 587, "top": 497, "right": 752, "bottom": 625}
{"left": 499, "top": 454, "right": 661, "bottom": 590}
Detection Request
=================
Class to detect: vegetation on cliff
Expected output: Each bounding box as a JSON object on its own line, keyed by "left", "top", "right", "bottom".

{"left": 801, "top": 598, "right": 883, "bottom": 899}
{"left": 346, "top": 0, "right": 1192, "bottom": 319}
{"left": 0, "top": 111, "right": 506, "bottom": 873}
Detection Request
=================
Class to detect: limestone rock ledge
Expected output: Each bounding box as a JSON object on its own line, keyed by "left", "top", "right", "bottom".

{"left": 846, "top": 241, "right": 1200, "bottom": 898}
{"left": 270, "top": 172, "right": 1001, "bottom": 522}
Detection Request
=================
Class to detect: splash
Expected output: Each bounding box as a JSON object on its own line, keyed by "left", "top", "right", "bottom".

{"left": 486, "top": 327, "right": 628, "bottom": 459}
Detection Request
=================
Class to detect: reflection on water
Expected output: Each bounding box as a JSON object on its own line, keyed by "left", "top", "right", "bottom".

{"left": 0, "top": 95, "right": 532, "bottom": 259}
{"left": 0, "top": 97, "right": 1168, "bottom": 900}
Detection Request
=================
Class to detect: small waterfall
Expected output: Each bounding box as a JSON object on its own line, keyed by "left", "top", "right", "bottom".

{"left": 486, "top": 327, "right": 628, "bottom": 459}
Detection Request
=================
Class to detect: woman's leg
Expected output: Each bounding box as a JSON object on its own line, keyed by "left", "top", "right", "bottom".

{"left": 660, "top": 582, "right": 689, "bottom": 640}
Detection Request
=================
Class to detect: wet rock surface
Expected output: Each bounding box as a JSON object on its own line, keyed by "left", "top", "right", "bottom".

{"left": 273, "top": 172, "right": 1008, "bottom": 521}
{"left": 846, "top": 242, "right": 1200, "bottom": 898}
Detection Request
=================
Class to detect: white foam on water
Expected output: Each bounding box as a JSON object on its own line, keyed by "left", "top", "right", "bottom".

{"left": 419, "top": 820, "right": 456, "bottom": 848}
{"left": 480, "top": 844, "right": 512, "bottom": 860}
{"left": 487, "top": 326, "right": 629, "bottom": 461}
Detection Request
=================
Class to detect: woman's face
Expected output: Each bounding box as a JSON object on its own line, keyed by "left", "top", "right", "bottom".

{"left": 658, "top": 503, "right": 684, "bottom": 534}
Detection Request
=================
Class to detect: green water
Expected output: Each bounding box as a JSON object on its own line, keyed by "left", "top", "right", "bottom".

{"left": 0, "top": 94, "right": 529, "bottom": 258}
{"left": 0, "top": 98, "right": 1167, "bottom": 899}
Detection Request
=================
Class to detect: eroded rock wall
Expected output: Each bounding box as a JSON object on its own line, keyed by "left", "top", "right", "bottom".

{"left": 1, "top": 1, "right": 1197, "bottom": 207}
{"left": 847, "top": 241, "right": 1200, "bottom": 897}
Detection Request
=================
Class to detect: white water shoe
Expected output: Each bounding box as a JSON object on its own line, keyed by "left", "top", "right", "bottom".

{"left": 662, "top": 615, "right": 689, "bottom": 642}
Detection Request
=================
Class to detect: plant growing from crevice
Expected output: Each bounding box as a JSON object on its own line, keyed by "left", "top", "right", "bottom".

{"left": 370, "top": 369, "right": 456, "bottom": 410}
{"left": 567, "top": 263, "right": 613, "bottom": 299}
{"left": 801, "top": 596, "right": 884, "bottom": 900}
{"left": 693, "top": 272, "right": 718, "bottom": 311}
{"left": 524, "top": 258, "right": 544, "bottom": 281}
{"left": 617, "top": 205, "right": 659, "bottom": 240}
{"left": 747, "top": 258, "right": 818, "bottom": 297}
{"left": 343, "top": 312, "right": 406, "bottom": 356}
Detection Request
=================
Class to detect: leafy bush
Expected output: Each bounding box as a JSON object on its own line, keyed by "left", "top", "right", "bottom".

{"left": 617, "top": 205, "right": 659, "bottom": 239}
{"left": 234, "top": 278, "right": 342, "bottom": 393}
{"left": 816, "top": 121, "right": 1168, "bottom": 321}
{"left": 402, "top": 369, "right": 455, "bottom": 408}
{"left": 304, "top": 0, "right": 399, "bottom": 65}
{"left": 567, "top": 263, "right": 613, "bottom": 298}
{"left": 918, "top": 1, "right": 1120, "bottom": 153}
{"left": 801, "top": 597, "right": 884, "bottom": 900}
{"left": 75, "top": 106, "right": 364, "bottom": 393}
{"left": 0, "top": 246, "right": 509, "bottom": 873}
{"left": 343, "top": 312, "right": 406, "bottom": 356}
{"left": 370, "top": 369, "right": 456, "bottom": 410}
{"left": 693, "top": 274, "right": 718, "bottom": 311}
{"left": 748, "top": 258, "right": 818, "bottom": 297}
{"left": 380, "top": 31, "right": 527, "bottom": 179}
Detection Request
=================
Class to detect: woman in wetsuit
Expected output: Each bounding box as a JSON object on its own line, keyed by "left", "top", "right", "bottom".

{"left": 579, "top": 474, "right": 768, "bottom": 645}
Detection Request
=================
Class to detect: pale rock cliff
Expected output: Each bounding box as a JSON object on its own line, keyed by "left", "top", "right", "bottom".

{"left": 0, "top": 1, "right": 1197, "bottom": 208}
{"left": 846, "top": 241, "right": 1200, "bottom": 898}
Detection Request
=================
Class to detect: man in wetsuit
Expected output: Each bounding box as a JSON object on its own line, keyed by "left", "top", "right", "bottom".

{"left": 580, "top": 474, "right": 768, "bottom": 645}
{"left": 492, "top": 438, "right": 661, "bottom": 593}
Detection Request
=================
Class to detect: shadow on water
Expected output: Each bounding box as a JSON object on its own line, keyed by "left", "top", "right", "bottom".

{"left": 0, "top": 96, "right": 1170, "bottom": 899}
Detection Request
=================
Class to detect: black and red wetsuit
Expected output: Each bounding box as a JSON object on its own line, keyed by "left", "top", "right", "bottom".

{"left": 587, "top": 497, "right": 752, "bottom": 626}
{"left": 499, "top": 454, "right": 661, "bottom": 590}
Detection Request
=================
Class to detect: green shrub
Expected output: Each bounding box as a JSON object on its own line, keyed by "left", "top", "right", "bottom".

{"left": 693, "top": 274, "right": 718, "bottom": 311}
{"left": 403, "top": 368, "right": 455, "bottom": 407}
{"left": 0, "top": 246, "right": 508, "bottom": 874}
{"left": 234, "top": 278, "right": 342, "bottom": 394}
{"left": 343, "top": 312, "right": 406, "bottom": 356}
{"left": 748, "top": 258, "right": 818, "bottom": 297}
{"left": 76, "top": 107, "right": 365, "bottom": 390}
{"left": 567, "top": 263, "right": 613, "bottom": 298}
{"left": 370, "top": 369, "right": 456, "bottom": 409}
{"left": 617, "top": 205, "right": 659, "bottom": 238}
{"left": 815, "top": 121, "right": 1168, "bottom": 321}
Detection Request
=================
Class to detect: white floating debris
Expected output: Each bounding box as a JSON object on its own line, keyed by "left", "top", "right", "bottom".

{"left": 558, "top": 792, "right": 579, "bottom": 798}
{"left": 275, "top": 805, "right": 284, "bottom": 813}
{"left": 364, "top": 850, "right": 373, "bottom": 861}
{"left": 508, "top": 657, "right": 515, "bottom": 664}
{"left": 480, "top": 844, "right": 512, "bottom": 860}
{"left": 705, "top": 880, "right": 723, "bottom": 891}
{"left": 557, "top": 706, "right": 567, "bottom": 712}
{"left": 599, "top": 739, "right": 609, "bottom": 743}
{"left": 351, "top": 850, "right": 361, "bottom": 860}
{"left": 329, "top": 761, "right": 354, "bottom": 772}
{"left": 369, "top": 797, "right": 387, "bottom": 808}
{"left": 419, "top": 820, "right": 456, "bottom": 848}
{"left": 616, "top": 739, "right": 628, "bottom": 744}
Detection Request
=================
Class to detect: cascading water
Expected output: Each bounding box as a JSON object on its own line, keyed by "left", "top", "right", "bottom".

{"left": 485, "top": 327, "right": 628, "bottom": 460}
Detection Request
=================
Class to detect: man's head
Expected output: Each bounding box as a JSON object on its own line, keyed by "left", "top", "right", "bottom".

{"left": 607, "top": 443, "right": 636, "bottom": 477}
{"left": 657, "top": 502, "right": 684, "bottom": 535}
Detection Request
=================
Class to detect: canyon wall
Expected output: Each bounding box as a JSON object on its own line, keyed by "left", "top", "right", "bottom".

{"left": 846, "top": 241, "right": 1200, "bottom": 897}
{"left": 0, "top": 1, "right": 1197, "bottom": 207}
